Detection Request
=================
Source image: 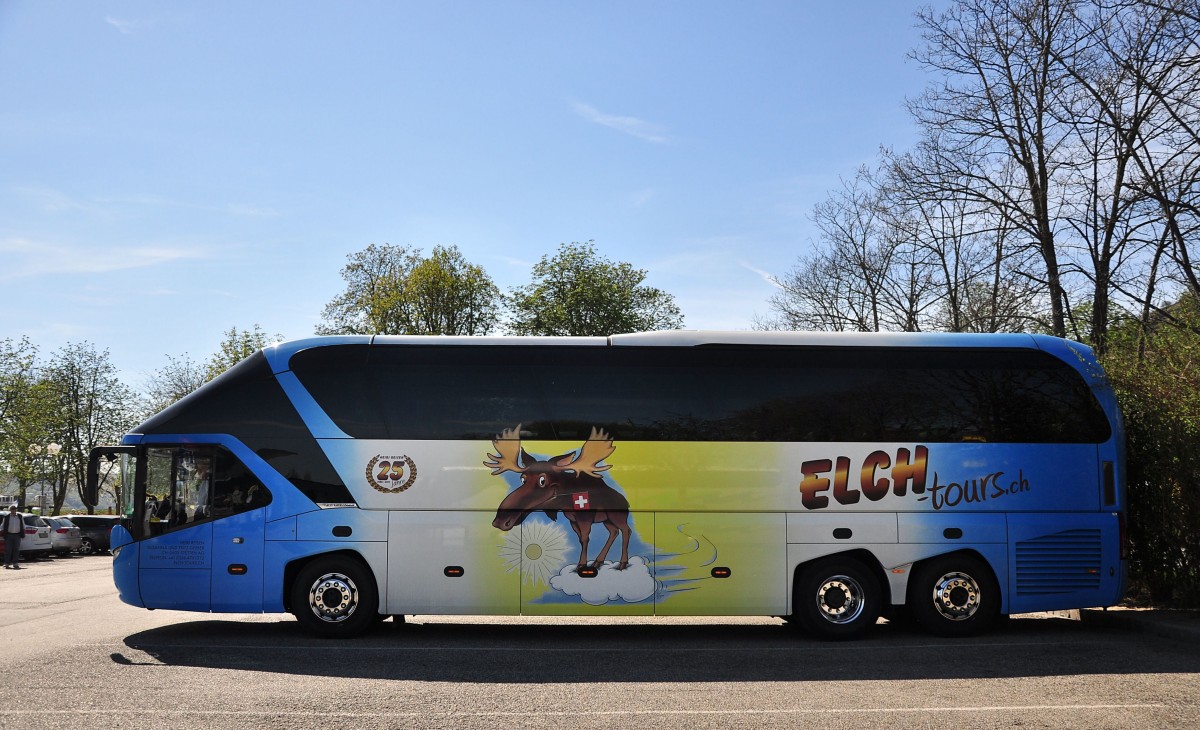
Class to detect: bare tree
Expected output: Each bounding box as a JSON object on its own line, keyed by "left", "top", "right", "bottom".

{"left": 770, "top": 1, "right": 1199, "bottom": 344}
{"left": 1043, "top": 0, "right": 1200, "bottom": 350}
{"left": 766, "top": 168, "right": 903, "bottom": 331}
{"left": 766, "top": 152, "right": 1043, "bottom": 334}
{"left": 1117, "top": 0, "right": 1200, "bottom": 309}
{"left": 885, "top": 140, "right": 1050, "bottom": 332}
{"left": 765, "top": 247, "right": 869, "bottom": 331}
{"left": 910, "top": 0, "right": 1081, "bottom": 337}
{"left": 899, "top": 0, "right": 1200, "bottom": 350}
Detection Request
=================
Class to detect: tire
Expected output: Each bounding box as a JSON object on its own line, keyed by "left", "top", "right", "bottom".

{"left": 907, "top": 554, "right": 1000, "bottom": 638}
{"left": 290, "top": 556, "right": 379, "bottom": 638}
{"left": 792, "top": 558, "right": 882, "bottom": 640}
{"left": 78, "top": 538, "right": 96, "bottom": 556}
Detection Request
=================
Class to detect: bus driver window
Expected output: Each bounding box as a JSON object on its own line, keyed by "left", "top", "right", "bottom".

{"left": 144, "top": 446, "right": 269, "bottom": 534}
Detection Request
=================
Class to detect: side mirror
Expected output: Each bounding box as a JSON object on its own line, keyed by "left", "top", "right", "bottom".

{"left": 109, "top": 523, "right": 134, "bottom": 554}
{"left": 86, "top": 447, "right": 137, "bottom": 507}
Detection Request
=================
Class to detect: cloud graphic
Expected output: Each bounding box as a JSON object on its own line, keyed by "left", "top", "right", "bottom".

{"left": 549, "top": 555, "right": 657, "bottom": 605}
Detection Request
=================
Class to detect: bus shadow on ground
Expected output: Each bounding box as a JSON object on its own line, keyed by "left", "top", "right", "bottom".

{"left": 117, "top": 616, "right": 1200, "bottom": 683}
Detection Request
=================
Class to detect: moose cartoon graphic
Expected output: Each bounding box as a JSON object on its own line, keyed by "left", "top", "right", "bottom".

{"left": 486, "top": 425, "right": 633, "bottom": 571}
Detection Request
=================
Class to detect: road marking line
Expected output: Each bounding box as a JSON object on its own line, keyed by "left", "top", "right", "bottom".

{"left": 101, "top": 639, "right": 1095, "bottom": 653}
{"left": 0, "top": 704, "right": 1172, "bottom": 717}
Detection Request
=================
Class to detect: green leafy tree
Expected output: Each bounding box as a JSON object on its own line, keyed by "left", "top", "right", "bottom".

{"left": 143, "top": 326, "right": 281, "bottom": 415}
{"left": 316, "top": 244, "right": 500, "bottom": 336}
{"left": 144, "top": 353, "right": 209, "bottom": 413}
{"left": 1103, "top": 296, "right": 1200, "bottom": 605}
{"left": 0, "top": 338, "right": 57, "bottom": 508}
{"left": 206, "top": 325, "right": 283, "bottom": 380}
{"left": 0, "top": 337, "right": 37, "bottom": 425}
{"left": 46, "top": 342, "right": 139, "bottom": 514}
{"left": 508, "top": 241, "right": 684, "bottom": 336}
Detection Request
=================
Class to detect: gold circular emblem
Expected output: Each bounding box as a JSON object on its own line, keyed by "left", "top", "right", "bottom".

{"left": 365, "top": 454, "right": 418, "bottom": 493}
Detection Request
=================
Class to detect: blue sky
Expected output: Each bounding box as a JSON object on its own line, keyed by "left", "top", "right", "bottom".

{"left": 0, "top": 2, "right": 939, "bottom": 382}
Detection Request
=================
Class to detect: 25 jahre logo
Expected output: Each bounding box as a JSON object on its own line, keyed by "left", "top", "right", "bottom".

{"left": 365, "top": 454, "right": 418, "bottom": 493}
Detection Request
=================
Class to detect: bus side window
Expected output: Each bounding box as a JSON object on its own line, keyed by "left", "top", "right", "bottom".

{"left": 144, "top": 447, "right": 177, "bottom": 536}
{"left": 210, "top": 449, "right": 271, "bottom": 518}
{"left": 178, "top": 452, "right": 213, "bottom": 524}
{"left": 144, "top": 446, "right": 271, "bottom": 534}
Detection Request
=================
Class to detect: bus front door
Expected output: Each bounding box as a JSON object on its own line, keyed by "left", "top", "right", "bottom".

{"left": 138, "top": 446, "right": 213, "bottom": 610}
{"left": 138, "top": 522, "right": 213, "bottom": 610}
{"left": 205, "top": 445, "right": 269, "bottom": 611}
{"left": 210, "top": 508, "right": 266, "bottom": 611}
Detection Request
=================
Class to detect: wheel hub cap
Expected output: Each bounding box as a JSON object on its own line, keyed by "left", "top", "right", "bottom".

{"left": 815, "top": 575, "right": 866, "bottom": 624}
{"left": 307, "top": 572, "right": 359, "bottom": 623}
{"left": 931, "top": 571, "right": 980, "bottom": 621}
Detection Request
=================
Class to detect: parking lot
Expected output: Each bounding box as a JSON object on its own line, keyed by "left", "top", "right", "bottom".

{"left": 1, "top": 556, "right": 1198, "bottom": 729}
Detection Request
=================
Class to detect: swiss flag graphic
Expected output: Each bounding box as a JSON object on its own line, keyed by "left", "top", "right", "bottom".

{"left": 571, "top": 492, "right": 590, "bottom": 510}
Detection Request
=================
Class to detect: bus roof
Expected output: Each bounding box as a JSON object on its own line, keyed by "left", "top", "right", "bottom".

{"left": 264, "top": 331, "right": 1094, "bottom": 375}
{"left": 609, "top": 330, "right": 1045, "bottom": 348}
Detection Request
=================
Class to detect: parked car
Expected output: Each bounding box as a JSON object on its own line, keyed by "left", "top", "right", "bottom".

{"left": 0, "top": 513, "right": 52, "bottom": 562}
{"left": 61, "top": 514, "right": 121, "bottom": 555}
{"left": 43, "top": 516, "right": 83, "bottom": 554}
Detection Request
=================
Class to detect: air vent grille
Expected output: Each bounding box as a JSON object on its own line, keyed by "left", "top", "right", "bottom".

{"left": 1015, "top": 528, "right": 1102, "bottom": 595}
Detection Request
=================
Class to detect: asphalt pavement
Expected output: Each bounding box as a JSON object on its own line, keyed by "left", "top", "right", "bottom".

{"left": 3, "top": 557, "right": 1198, "bottom": 730}
{"left": 1080, "top": 606, "right": 1200, "bottom": 643}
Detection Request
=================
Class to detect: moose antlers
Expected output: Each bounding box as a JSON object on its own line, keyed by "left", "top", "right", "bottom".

{"left": 570, "top": 427, "right": 615, "bottom": 478}
{"left": 483, "top": 424, "right": 615, "bottom": 478}
{"left": 484, "top": 424, "right": 525, "bottom": 475}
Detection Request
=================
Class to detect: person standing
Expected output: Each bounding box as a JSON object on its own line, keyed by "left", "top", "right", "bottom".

{"left": 3, "top": 504, "right": 24, "bottom": 569}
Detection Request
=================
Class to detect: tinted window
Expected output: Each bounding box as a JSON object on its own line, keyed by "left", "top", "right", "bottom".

{"left": 137, "top": 352, "right": 353, "bottom": 506}
{"left": 290, "top": 345, "right": 1111, "bottom": 444}
{"left": 143, "top": 445, "right": 272, "bottom": 537}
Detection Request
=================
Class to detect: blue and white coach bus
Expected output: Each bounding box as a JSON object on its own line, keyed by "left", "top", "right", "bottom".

{"left": 87, "top": 331, "right": 1127, "bottom": 639}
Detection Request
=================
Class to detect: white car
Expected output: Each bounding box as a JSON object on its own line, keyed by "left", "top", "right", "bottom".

{"left": 43, "top": 516, "right": 83, "bottom": 554}
{"left": 0, "top": 513, "right": 52, "bottom": 563}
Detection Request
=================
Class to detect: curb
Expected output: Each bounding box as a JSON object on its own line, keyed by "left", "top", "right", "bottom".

{"left": 1079, "top": 607, "right": 1200, "bottom": 643}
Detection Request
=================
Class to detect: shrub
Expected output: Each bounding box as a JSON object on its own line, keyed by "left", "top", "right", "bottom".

{"left": 1103, "top": 298, "right": 1200, "bottom": 606}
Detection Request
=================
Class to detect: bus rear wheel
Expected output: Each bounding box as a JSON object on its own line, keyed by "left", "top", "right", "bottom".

{"left": 907, "top": 554, "right": 1000, "bottom": 637}
{"left": 792, "top": 558, "right": 882, "bottom": 640}
{"left": 291, "top": 556, "right": 379, "bottom": 638}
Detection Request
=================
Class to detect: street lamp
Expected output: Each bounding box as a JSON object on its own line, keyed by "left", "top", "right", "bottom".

{"left": 38, "top": 443, "right": 61, "bottom": 516}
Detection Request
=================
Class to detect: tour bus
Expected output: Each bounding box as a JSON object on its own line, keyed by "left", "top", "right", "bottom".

{"left": 87, "top": 331, "right": 1127, "bottom": 639}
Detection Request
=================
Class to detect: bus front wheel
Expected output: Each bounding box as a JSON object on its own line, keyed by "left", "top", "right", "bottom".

{"left": 907, "top": 554, "right": 1000, "bottom": 637}
{"left": 792, "top": 558, "right": 882, "bottom": 640}
{"left": 291, "top": 556, "right": 379, "bottom": 638}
